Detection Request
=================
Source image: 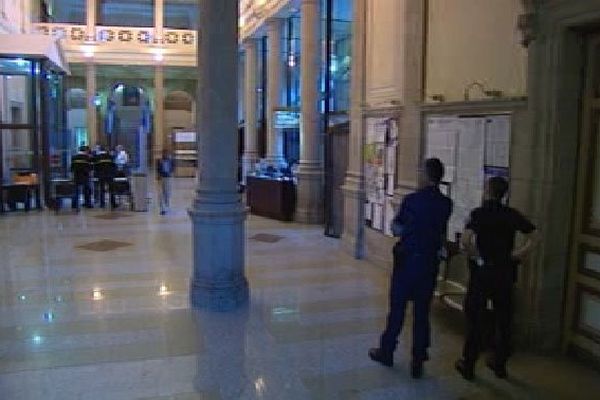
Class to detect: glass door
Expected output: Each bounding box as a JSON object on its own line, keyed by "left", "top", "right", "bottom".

{"left": 0, "top": 58, "right": 37, "bottom": 185}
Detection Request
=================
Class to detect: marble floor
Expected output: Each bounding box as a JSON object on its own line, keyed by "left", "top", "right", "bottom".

{"left": 0, "top": 179, "right": 599, "bottom": 400}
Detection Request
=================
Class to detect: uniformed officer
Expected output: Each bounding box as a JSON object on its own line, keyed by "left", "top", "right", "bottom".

{"left": 93, "top": 146, "right": 117, "bottom": 209}
{"left": 369, "top": 158, "right": 452, "bottom": 379}
{"left": 455, "top": 176, "right": 537, "bottom": 381}
{"left": 70, "top": 146, "right": 93, "bottom": 210}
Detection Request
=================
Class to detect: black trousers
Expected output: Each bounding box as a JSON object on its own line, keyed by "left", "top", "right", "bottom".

{"left": 380, "top": 245, "right": 438, "bottom": 361}
{"left": 72, "top": 181, "right": 92, "bottom": 209}
{"left": 97, "top": 178, "right": 116, "bottom": 208}
{"left": 462, "top": 263, "right": 514, "bottom": 368}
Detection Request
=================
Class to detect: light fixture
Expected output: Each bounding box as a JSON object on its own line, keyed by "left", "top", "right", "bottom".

{"left": 153, "top": 48, "right": 164, "bottom": 62}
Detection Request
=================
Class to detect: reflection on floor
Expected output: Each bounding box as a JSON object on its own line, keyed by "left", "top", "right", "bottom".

{"left": 0, "top": 178, "right": 599, "bottom": 399}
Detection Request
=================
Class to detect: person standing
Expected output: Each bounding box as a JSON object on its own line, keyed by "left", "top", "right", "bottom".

{"left": 455, "top": 176, "right": 538, "bottom": 381}
{"left": 156, "top": 149, "right": 174, "bottom": 215}
{"left": 93, "top": 146, "right": 117, "bottom": 209}
{"left": 70, "top": 146, "right": 93, "bottom": 210}
{"left": 115, "top": 145, "right": 129, "bottom": 174}
{"left": 369, "top": 158, "right": 452, "bottom": 379}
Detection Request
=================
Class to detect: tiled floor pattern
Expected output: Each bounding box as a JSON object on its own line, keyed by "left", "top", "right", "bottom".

{"left": 0, "top": 178, "right": 599, "bottom": 399}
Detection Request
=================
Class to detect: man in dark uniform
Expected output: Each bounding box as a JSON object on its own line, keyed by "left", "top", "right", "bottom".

{"left": 369, "top": 158, "right": 452, "bottom": 379}
{"left": 70, "top": 146, "right": 93, "bottom": 210}
{"left": 455, "top": 176, "right": 537, "bottom": 380}
{"left": 93, "top": 146, "right": 117, "bottom": 209}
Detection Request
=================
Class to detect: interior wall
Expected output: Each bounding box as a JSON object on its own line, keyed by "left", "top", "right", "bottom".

{"left": 425, "top": 0, "right": 527, "bottom": 102}
{"left": 365, "top": 0, "right": 405, "bottom": 106}
{"left": 0, "top": 0, "right": 27, "bottom": 33}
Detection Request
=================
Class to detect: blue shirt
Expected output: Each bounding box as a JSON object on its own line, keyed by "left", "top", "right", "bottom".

{"left": 391, "top": 185, "right": 452, "bottom": 256}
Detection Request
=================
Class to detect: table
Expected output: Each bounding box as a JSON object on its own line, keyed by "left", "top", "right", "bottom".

{"left": 246, "top": 176, "right": 296, "bottom": 221}
{"left": 0, "top": 184, "right": 41, "bottom": 213}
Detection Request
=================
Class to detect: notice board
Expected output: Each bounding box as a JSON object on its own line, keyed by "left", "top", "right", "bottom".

{"left": 364, "top": 118, "right": 398, "bottom": 236}
{"left": 425, "top": 114, "right": 511, "bottom": 242}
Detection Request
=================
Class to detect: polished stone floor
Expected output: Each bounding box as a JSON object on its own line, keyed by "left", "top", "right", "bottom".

{"left": 1, "top": 179, "right": 599, "bottom": 399}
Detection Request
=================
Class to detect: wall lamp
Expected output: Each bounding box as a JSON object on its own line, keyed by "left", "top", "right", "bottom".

{"left": 464, "top": 81, "right": 503, "bottom": 101}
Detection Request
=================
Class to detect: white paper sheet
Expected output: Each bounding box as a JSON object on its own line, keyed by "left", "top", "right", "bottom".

{"left": 485, "top": 115, "right": 511, "bottom": 167}
{"left": 384, "top": 197, "right": 396, "bottom": 237}
{"left": 425, "top": 116, "right": 458, "bottom": 183}
{"left": 373, "top": 203, "right": 383, "bottom": 230}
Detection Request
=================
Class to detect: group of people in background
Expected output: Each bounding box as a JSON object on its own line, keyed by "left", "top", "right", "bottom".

{"left": 70, "top": 144, "right": 127, "bottom": 210}
{"left": 369, "top": 158, "right": 538, "bottom": 382}
{"left": 70, "top": 144, "right": 174, "bottom": 215}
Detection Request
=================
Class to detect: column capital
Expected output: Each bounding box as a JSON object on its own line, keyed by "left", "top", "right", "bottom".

{"left": 266, "top": 17, "right": 285, "bottom": 31}
{"left": 242, "top": 37, "right": 259, "bottom": 50}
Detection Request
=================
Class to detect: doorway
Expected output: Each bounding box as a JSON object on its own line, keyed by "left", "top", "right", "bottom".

{"left": 565, "top": 33, "right": 600, "bottom": 359}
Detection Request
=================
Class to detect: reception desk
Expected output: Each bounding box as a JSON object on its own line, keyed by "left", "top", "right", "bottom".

{"left": 246, "top": 176, "right": 296, "bottom": 221}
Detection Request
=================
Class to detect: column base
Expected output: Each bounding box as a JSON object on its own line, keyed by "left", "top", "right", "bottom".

{"left": 190, "top": 277, "right": 249, "bottom": 312}
{"left": 296, "top": 163, "right": 323, "bottom": 224}
{"left": 341, "top": 173, "right": 365, "bottom": 259}
{"left": 188, "top": 199, "right": 249, "bottom": 311}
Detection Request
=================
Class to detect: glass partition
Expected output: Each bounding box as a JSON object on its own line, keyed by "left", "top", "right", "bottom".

{"left": 0, "top": 56, "right": 66, "bottom": 211}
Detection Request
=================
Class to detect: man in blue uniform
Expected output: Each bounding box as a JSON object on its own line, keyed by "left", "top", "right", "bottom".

{"left": 70, "top": 146, "right": 93, "bottom": 210}
{"left": 455, "top": 176, "right": 537, "bottom": 381}
{"left": 369, "top": 158, "right": 452, "bottom": 378}
{"left": 93, "top": 146, "right": 117, "bottom": 209}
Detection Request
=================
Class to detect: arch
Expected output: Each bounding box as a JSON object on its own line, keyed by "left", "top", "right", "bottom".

{"left": 165, "top": 90, "right": 193, "bottom": 111}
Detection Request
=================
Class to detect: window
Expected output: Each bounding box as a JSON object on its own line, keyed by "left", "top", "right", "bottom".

{"left": 44, "top": 0, "right": 86, "bottom": 24}
{"left": 165, "top": 0, "right": 199, "bottom": 30}
{"left": 97, "top": 0, "right": 154, "bottom": 27}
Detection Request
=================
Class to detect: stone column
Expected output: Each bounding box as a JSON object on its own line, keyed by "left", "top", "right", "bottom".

{"left": 296, "top": 0, "right": 323, "bottom": 224}
{"left": 86, "top": 62, "right": 98, "bottom": 146}
{"left": 395, "top": 0, "right": 425, "bottom": 194}
{"left": 155, "top": 0, "right": 164, "bottom": 42}
{"left": 242, "top": 38, "right": 259, "bottom": 182}
{"left": 189, "top": 0, "right": 248, "bottom": 311}
{"left": 265, "top": 18, "right": 285, "bottom": 164}
{"left": 86, "top": 0, "right": 96, "bottom": 41}
{"left": 154, "top": 65, "right": 165, "bottom": 160}
{"left": 341, "top": 0, "right": 367, "bottom": 257}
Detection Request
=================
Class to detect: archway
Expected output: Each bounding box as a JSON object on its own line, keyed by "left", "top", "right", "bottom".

{"left": 105, "top": 83, "right": 152, "bottom": 171}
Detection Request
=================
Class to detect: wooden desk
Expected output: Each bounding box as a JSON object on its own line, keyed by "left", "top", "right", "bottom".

{"left": 246, "top": 176, "right": 296, "bottom": 221}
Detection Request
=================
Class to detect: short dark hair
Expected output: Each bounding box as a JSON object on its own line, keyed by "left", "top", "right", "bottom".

{"left": 425, "top": 158, "right": 444, "bottom": 184}
{"left": 79, "top": 145, "right": 87, "bottom": 152}
{"left": 488, "top": 176, "right": 509, "bottom": 200}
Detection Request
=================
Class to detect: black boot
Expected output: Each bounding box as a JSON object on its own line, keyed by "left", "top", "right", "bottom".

{"left": 368, "top": 348, "right": 393, "bottom": 367}
{"left": 411, "top": 359, "right": 424, "bottom": 379}
{"left": 455, "top": 359, "right": 475, "bottom": 381}
{"left": 486, "top": 358, "right": 507, "bottom": 379}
